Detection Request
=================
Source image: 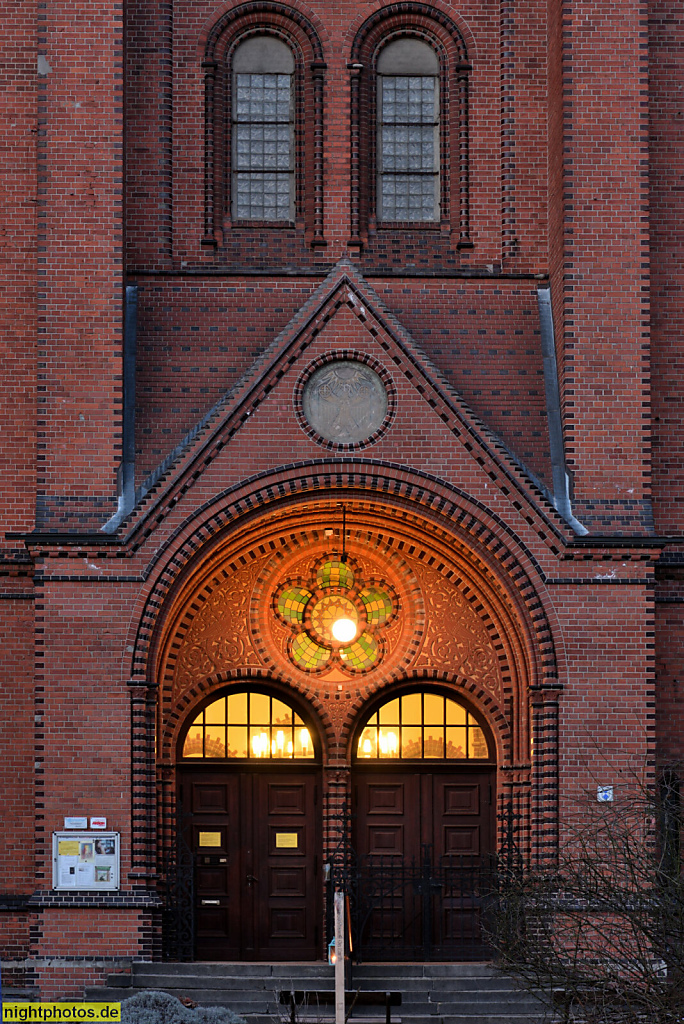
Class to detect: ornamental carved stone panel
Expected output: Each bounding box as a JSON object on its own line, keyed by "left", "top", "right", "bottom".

{"left": 170, "top": 559, "right": 266, "bottom": 698}
{"left": 407, "top": 560, "right": 503, "bottom": 702}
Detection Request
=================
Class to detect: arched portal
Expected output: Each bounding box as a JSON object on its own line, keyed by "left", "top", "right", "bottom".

{"left": 142, "top": 490, "right": 561, "bottom": 962}
{"left": 350, "top": 686, "right": 496, "bottom": 961}
{"left": 176, "top": 686, "right": 322, "bottom": 961}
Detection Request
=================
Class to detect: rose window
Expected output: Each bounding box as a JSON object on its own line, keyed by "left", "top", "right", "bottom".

{"left": 275, "top": 558, "right": 395, "bottom": 673}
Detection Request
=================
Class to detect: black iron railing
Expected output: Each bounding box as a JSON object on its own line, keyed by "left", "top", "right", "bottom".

{"left": 329, "top": 845, "right": 498, "bottom": 962}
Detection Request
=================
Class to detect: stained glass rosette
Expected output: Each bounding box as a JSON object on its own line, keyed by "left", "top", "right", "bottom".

{"left": 274, "top": 560, "right": 395, "bottom": 673}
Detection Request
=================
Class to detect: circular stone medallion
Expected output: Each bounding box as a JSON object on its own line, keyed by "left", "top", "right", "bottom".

{"left": 302, "top": 361, "right": 388, "bottom": 445}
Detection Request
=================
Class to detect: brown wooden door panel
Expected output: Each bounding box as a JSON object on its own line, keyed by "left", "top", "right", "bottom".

{"left": 354, "top": 767, "right": 495, "bottom": 958}
{"left": 443, "top": 824, "right": 480, "bottom": 855}
{"left": 253, "top": 773, "right": 318, "bottom": 959}
{"left": 355, "top": 773, "right": 421, "bottom": 862}
{"left": 180, "top": 768, "right": 319, "bottom": 961}
{"left": 433, "top": 773, "right": 491, "bottom": 860}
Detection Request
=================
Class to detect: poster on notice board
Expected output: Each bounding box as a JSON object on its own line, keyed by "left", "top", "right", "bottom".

{"left": 52, "top": 832, "right": 120, "bottom": 890}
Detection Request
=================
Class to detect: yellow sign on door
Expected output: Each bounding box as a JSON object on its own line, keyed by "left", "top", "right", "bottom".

{"left": 199, "top": 831, "right": 222, "bottom": 848}
{"left": 275, "top": 832, "right": 298, "bottom": 849}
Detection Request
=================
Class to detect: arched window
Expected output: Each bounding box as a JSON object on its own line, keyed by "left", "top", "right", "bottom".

{"left": 348, "top": 8, "right": 471, "bottom": 248}
{"left": 376, "top": 39, "right": 440, "bottom": 223}
{"left": 231, "top": 37, "right": 295, "bottom": 222}
{"left": 181, "top": 691, "right": 315, "bottom": 759}
{"left": 357, "top": 691, "right": 490, "bottom": 760}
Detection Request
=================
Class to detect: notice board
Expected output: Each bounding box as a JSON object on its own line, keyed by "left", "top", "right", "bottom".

{"left": 52, "top": 832, "right": 120, "bottom": 890}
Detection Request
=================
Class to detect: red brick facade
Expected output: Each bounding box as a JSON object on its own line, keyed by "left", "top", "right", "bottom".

{"left": 0, "top": 0, "right": 681, "bottom": 996}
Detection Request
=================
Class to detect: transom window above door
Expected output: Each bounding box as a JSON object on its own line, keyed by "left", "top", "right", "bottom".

{"left": 182, "top": 691, "right": 314, "bottom": 759}
{"left": 357, "top": 692, "right": 489, "bottom": 760}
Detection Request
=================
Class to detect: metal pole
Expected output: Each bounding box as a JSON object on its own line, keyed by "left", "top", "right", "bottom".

{"left": 334, "top": 890, "right": 345, "bottom": 1024}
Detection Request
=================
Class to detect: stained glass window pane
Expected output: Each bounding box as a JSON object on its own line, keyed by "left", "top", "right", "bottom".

{"left": 446, "top": 727, "right": 467, "bottom": 759}
{"left": 291, "top": 631, "right": 332, "bottom": 670}
{"left": 205, "top": 697, "right": 226, "bottom": 725}
{"left": 204, "top": 726, "right": 226, "bottom": 758}
{"left": 277, "top": 586, "right": 311, "bottom": 625}
{"left": 316, "top": 560, "right": 355, "bottom": 590}
{"left": 339, "top": 632, "right": 378, "bottom": 670}
{"left": 227, "top": 725, "right": 248, "bottom": 759}
{"left": 227, "top": 691, "right": 248, "bottom": 723}
{"left": 250, "top": 692, "right": 270, "bottom": 724}
{"left": 378, "top": 699, "right": 400, "bottom": 725}
{"left": 356, "top": 693, "right": 489, "bottom": 762}
{"left": 360, "top": 587, "right": 393, "bottom": 626}
{"left": 424, "top": 693, "right": 444, "bottom": 724}
{"left": 402, "top": 693, "right": 422, "bottom": 725}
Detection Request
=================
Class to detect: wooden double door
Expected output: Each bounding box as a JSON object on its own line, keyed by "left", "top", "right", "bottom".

{"left": 352, "top": 767, "right": 495, "bottom": 959}
{"left": 179, "top": 768, "right": 320, "bottom": 961}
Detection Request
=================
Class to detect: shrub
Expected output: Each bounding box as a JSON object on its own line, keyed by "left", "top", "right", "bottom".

{"left": 120, "top": 990, "right": 246, "bottom": 1024}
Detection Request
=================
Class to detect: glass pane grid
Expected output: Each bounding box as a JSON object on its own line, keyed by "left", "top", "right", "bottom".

{"left": 233, "top": 72, "right": 293, "bottom": 221}
{"left": 182, "top": 693, "right": 314, "bottom": 759}
{"left": 234, "top": 172, "right": 291, "bottom": 220}
{"left": 379, "top": 74, "right": 438, "bottom": 222}
{"left": 235, "top": 74, "right": 291, "bottom": 122}
{"left": 381, "top": 76, "right": 436, "bottom": 124}
{"left": 356, "top": 694, "right": 489, "bottom": 760}
{"left": 316, "top": 559, "right": 355, "bottom": 589}
{"left": 380, "top": 174, "right": 436, "bottom": 222}
{"left": 234, "top": 124, "right": 292, "bottom": 171}
{"left": 360, "top": 587, "right": 393, "bottom": 626}
{"left": 339, "top": 631, "right": 378, "bottom": 670}
{"left": 381, "top": 126, "right": 435, "bottom": 172}
{"left": 277, "top": 586, "right": 312, "bottom": 625}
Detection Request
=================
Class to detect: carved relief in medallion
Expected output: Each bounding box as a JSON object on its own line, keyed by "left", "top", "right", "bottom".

{"left": 302, "top": 361, "right": 388, "bottom": 445}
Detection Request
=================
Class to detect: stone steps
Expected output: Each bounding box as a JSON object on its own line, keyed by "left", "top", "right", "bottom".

{"left": 85, "top": 961, "right": 553, "bottom": 1024}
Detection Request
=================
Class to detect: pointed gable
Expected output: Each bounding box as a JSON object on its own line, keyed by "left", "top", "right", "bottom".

{"left": 115, "top": 261, "right": 572, "bottom": 546}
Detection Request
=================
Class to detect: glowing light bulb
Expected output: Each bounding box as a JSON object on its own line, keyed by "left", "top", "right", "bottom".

{"left": 300, "top": 728, "right": 310, "bottom": 752}
{"left": 363, "top": 738, "right": 371, "bottom": 755}
{"left": 287, "top": 740, "right": 293, "bottom": 755}
{"left": 276, "top": 730, "right": 285, "bottom": 751}
{"left": 332, "top": 617, "right": 357, "bottom": 643}
{"left": 252, "top": 734, "right": 261, "bottom": 757}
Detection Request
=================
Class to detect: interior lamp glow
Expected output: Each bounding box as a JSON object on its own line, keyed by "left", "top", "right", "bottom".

{"left": 332, "top": 617, "right": 357, "bottom": 643}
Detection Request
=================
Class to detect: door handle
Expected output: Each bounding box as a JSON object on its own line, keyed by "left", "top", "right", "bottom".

{"left": 201, "top": 899, "right": 220, "bottom": 905}
{"left": 246, "top": 874, "right": 259, "bottom": 884}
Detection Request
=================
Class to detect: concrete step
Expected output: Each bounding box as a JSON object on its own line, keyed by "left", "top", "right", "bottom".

{"left": 90, "top": 962, "right": 553, "bottom": 1023}
{"left": 133, "top": 962, "right": 335, "bottom": 979}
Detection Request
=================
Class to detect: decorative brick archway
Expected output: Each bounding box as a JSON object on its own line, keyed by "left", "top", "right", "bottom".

{"left": 125, "top": 473, "right": 563, "bottom": 912}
